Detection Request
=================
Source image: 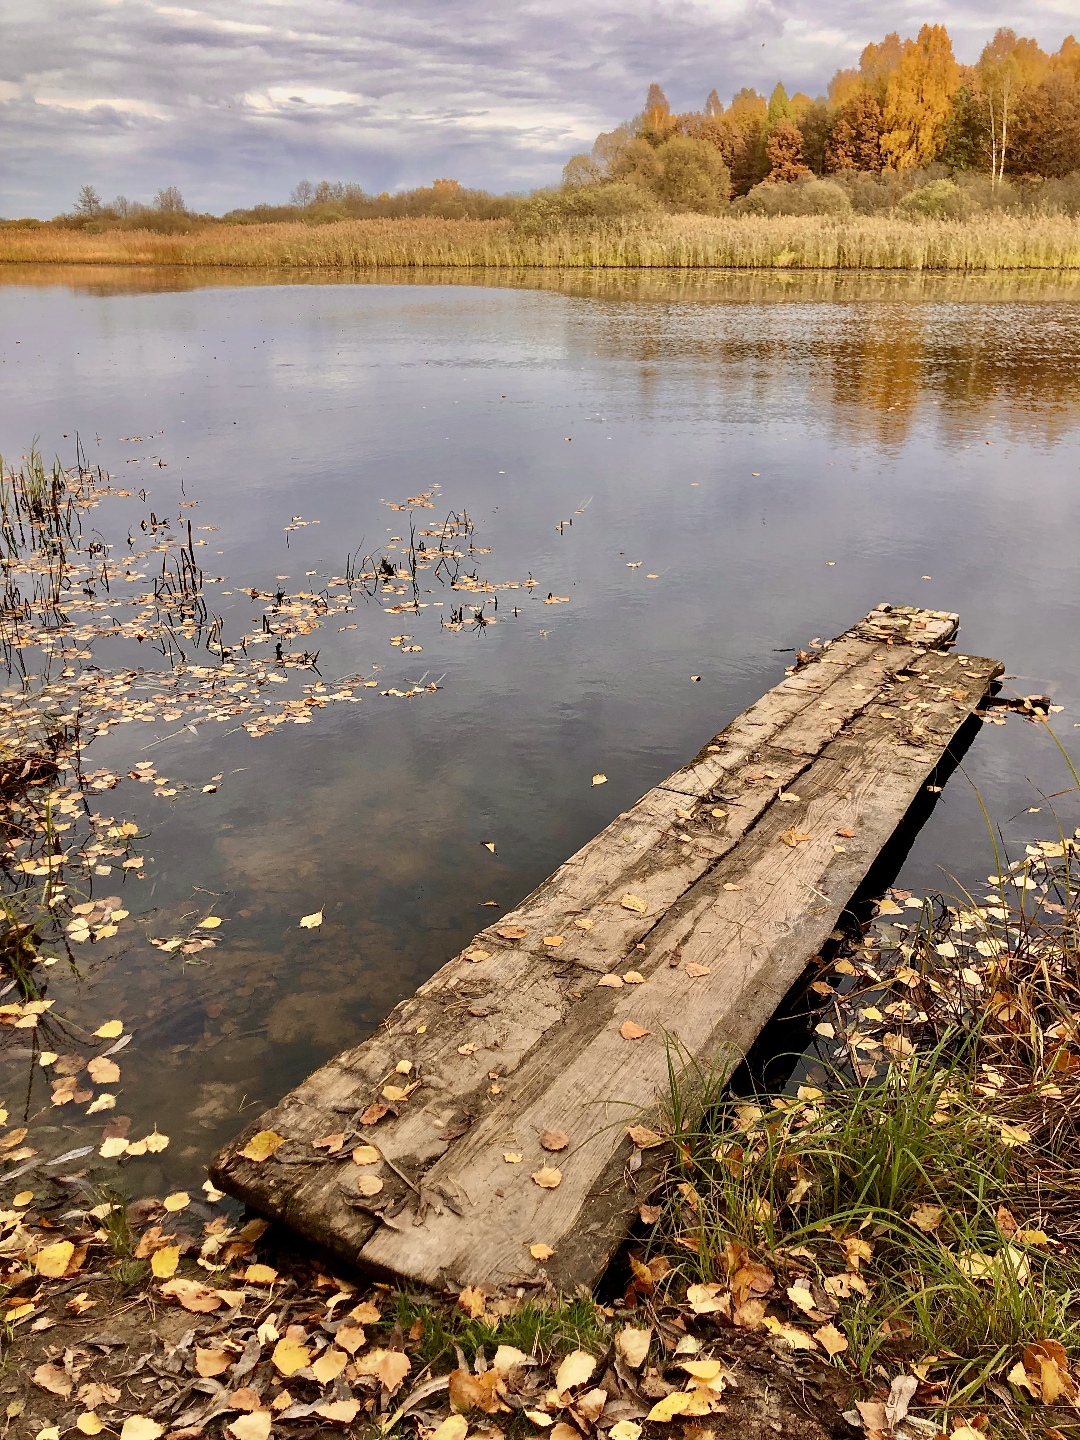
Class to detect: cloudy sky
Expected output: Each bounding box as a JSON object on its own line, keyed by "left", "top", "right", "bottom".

{"left": 3, "top": 0, "right": 1077, "bottom": 217}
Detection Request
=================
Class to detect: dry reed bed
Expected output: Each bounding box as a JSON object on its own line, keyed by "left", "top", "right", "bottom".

{"left": 2, "top": 213, "right": 1080, "bottom": 270}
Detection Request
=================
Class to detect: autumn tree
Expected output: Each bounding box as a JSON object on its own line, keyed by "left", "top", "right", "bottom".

{"left": 977, "top": 29, "right": 1049, "bottom": 185}
{"left": 1010, "top": 72, "right": 1080, "bottom": 176}
{"left": 74, "top": 184, "right": 102, "bottom": 217}
{"left": 880, "top": 24, "right": 961, "bottom": 168}
{"left": 860, "top": 33, "right": 905, "bottom": 102}
{"left": 654, "top": 136, "right": 731, "bottom": 211}
{"left": 767, "top": 83, "right": 793, "bottom": 125}
{"left": 824, "top": 92, "right": 883, "bottom": 171}
{"left": 640, "top": 83, "right": 676, "bottom": 144}
{"left": 766, "top": 120, "right": 810, "bottom": 181}
{"left": 704, "top": 89, "right": 723, "bottom": 117}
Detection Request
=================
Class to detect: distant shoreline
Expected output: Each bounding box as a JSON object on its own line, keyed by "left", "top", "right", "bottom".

{"left": 2, "top": 214, "right": 1079, "bottom": 272}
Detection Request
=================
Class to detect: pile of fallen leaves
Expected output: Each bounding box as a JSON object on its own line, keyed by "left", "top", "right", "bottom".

{"left": 1, "top": 1183, "right": 857, "bottom": 1440}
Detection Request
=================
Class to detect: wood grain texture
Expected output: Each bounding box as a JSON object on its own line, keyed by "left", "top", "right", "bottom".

{"left": 210, "top": 604, "right": 1000, "bottom": 1290}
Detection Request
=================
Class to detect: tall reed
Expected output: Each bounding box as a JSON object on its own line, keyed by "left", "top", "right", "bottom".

{"left": 2, "top": 213, "right": 1080, "bottom": 270}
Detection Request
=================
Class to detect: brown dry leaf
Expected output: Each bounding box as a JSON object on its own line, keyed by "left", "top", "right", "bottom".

{"left": 531, "top": 1166, "right": 562, "bottom": 1189}
{"left": 449, "top": 1368, "right": 509, "bottom": 1414}
{"left": 573, "top": 1388, "right": 608, "bottom": 1425}
{"left": 87, "top": 1056, "right": 120, "bottom": 1084}
{"left": 334, "top": 1324, "right": 366, "bottom": 1355}
{"left": 355, "top": 1174, "right": 384, "bottom": 1198}
{"left": 555, "top": 1350, "right": 597, "bottom": 1396}
{"left": 350, "top": 1300, "right": 381, "bottom": 1323}
{"left": 620, "top": 1021, "right": 650, "bottom": 1041}
{"left": 34, "top": 1363, "right": 73, "bottom": 1398}
{"left": 353, "top": 1349, "right": 411, "bottom": 1395}
{"left": 626, "top": 1125, "right": 664, "bottom": 1149}
{"left": 910, "top": 1203, "right": 943, "bottom": 1234}
{"left": 314, "top": 1399, "right": 361, "bottom": 1425}
{"left": 245, "top": 1264, "right": 278, "bottom": 1285}
{"left": 733, "top": 1298, "right": 766, "bottom": 1330}
{"left": 35, "top": 1240, "right": 75, "bottom": 1278}
{"left": 780, "top": 828, "right": 812, "bottom": 848}
{"left": 228, "top": 1389, "right": 263, "bottom": 1414}
{"left": 238, "top": 1130, "right": 285, "bottom": 1163}
{"left": 312, "top": 1132, "right": 345, "bottom": 1153}
{"left": 161, "top": 1278, "right": 223, "bottom": 1313}
{"left": 492, "top": 1346, "right": 529, "bottom": 1377}
{"left": 685, "top": 1282, "right": 728, "bottom": 1315}
{"left": 761, "top": 1316, "right": 816, "bottom": 1350}
{"left": 351, "top": 1144, "right": 380, "bottom": 1165}
{"left": 359, "top": 1103, "right": 390, "bottom": 1125}
{"left": 843, "top": 1236, "right": 873, "bottom": 1269}
{"left": 620, "top": 894, "right": 648, "bottom": 915}
{"left": 195, "top": 1348, "right": 232, "bottom": 1378}
{"left": 786, "top": 1284, "right": 817, "bottom": 1315}
{"left": 648, "top": 1392, "right": 716, "bottom": 1422}
{"left": 540, "top": 1129, "right": 569, "bottom": 1152}
{"left": 226, "top": 1416, "right": 271, "bottom": 1440}
{"left": 120, "top": 1421, "right": 165, "bottom": 1440}
{"left": 150, "top": 1246, "right": 180, "bottom": 1280}
{"left": 813, "top": 1324, "right": 849, "bottom": 1357}
{"left": 616, "top": 1326, "right": 652, "bottom": 1368}
{"left": 684, "top": 962, "right": 711, "bottom": 978}
{"left": 272, "top": 1335, "right": 312, "bottom": 1377}
{"left": 458, "top": 1286, "right": 487, "bottom": 1318}
{"left": 430, "top": 1417, "right": 468, "bottom": 1440}
{"left": 530, "top": 1243, "right": 554, "bottom": 1262}
{"left": 835, "top": 828, "right": 856, "bottom": 839}
{"left": 496, "top": 925, "right": 527, "bottom": 940}
{"left": 311, "top": 1348, "right": 348, "bottom": 1385}
{"left": 597, "top": 974, "right": 623, "bottom": 988}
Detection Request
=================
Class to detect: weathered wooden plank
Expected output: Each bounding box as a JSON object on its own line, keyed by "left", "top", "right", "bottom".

{"left": 210, "top": 605, "right": 998, "bottom": 1292}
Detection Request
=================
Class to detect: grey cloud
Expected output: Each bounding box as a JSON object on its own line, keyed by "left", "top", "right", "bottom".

{"left": 2, "top": 0, "right": 1078, "bottom": 217}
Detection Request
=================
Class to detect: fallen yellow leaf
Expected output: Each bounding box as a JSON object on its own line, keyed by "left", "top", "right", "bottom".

{"left": 150, "top": 1246, "right": 180, "bottom": 1280}
{"left": 93, "top": 1020, "right": 123, "bottom": 1039}
{"left": 620, "top": 893, "right": 648, "bottom": 914}
{"left": 299, "top": 910, "right": 323, "bottom": 929}
{"left": 272, "top": 1335, "right": 312, "bottom": 1377}
{"left": 531, "top": 1166, "right": 562, "bottom": 1189}
{"left": 36, "top": 1241, "right": 74, "bottom": 1278}
{"left": 239, "top": 1130, "right": 286, "bottom": 1163}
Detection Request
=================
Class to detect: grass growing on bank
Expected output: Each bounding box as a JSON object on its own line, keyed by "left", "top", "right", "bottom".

{"left": 643, "top": 781, "right": 1080, "bottom": 1434}
{"left": 2, "top": 212, "right": 1080, "bottom": 270}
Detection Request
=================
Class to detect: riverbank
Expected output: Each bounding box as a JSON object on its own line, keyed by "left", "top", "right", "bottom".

{"left": 3, "top": 213, "right": 1080, "bottom": 270}
{"left": 5, "top": 813, "right": 1078, "bottom": 1440}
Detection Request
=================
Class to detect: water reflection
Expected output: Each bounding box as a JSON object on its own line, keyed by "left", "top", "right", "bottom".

{"left": 0, "top": 269, "right": 1077, "bottom": 1195}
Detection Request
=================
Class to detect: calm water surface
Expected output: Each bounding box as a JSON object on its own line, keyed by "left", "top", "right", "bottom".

{"left": 1, "top": 267, "right": 1078, "bottom": 1195}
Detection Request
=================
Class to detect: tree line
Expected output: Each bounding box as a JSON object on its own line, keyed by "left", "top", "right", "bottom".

{"left": 555, "top": 26, "right": 1080, "bottom": 217}
{"left": 13, "top": 24, "right": 1080, "bottom": 231}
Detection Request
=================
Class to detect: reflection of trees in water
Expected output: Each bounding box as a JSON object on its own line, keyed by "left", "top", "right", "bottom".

{"left": 4, "top": 264, "right": 1079, "bottom": 444}
{"left": 575, "top": 289, "right": 1080, "bottom": 447}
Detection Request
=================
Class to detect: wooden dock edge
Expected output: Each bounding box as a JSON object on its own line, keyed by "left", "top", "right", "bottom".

{"left": 211, "top": 604, "right": 1003, "bottom": 1292}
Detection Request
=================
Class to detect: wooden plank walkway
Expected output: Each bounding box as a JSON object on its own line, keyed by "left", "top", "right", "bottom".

{"left": 211, "top": 604, "right": 1002, "bottom": 1292}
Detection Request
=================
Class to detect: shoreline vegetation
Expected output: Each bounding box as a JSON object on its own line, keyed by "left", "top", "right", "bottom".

{"left": 3, "top": 212, "right": 1080, "bottom": 271}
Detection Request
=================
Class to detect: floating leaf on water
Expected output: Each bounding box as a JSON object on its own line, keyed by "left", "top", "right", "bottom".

{"left": 299, "top": 910, "right": 323, "bottom": 929}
